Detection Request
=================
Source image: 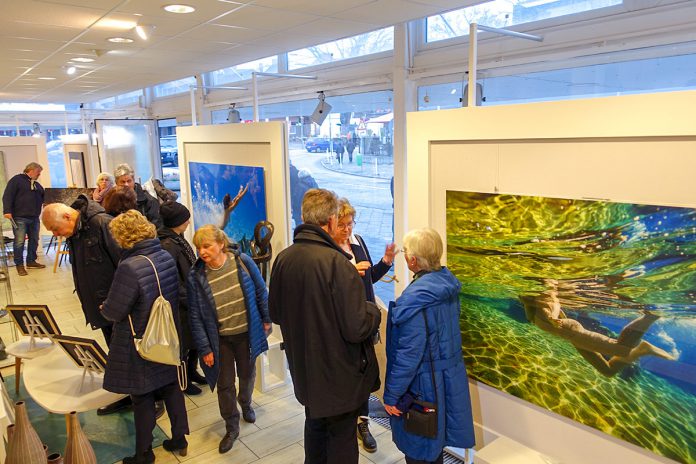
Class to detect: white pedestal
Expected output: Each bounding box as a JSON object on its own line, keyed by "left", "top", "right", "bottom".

{"left": 255, "top": 332, "right": 288, "bottom": 393}
{"left": 474, "top": 437, "right": 560, "bottom": 464}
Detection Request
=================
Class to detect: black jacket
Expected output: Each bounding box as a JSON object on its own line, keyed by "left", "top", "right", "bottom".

{"left": 134, "top": 183, "right": 162, "bottom": 229}
{"left": 67, "top": 195, "right": 121, "bottom": 329}
{"left": 2, "top": 173, "right": 44, "bottom": 218}
{"left": 269, "top": 224, "right": 380, "bottom": 419}
{"left": 101, "top": 238, "right": 180, "bottom": 394}
{"left": 158, "top": 227, "right": 194, "bottom": 350}
{"left": 352, "top": 234, "right": 390, "bottom": 304}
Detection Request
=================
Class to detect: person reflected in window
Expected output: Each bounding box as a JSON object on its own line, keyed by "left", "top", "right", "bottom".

{"left": 519, "top": 279, "right": 676, "bottom": 377}
{"left": 383, "top": 228, "right": 475, "bottom": 464}
{"left": 92, "top": 172, "right": 114, "bottom": 204}
{"left": 329, "top": 197, "right": 396, "bottom": 453}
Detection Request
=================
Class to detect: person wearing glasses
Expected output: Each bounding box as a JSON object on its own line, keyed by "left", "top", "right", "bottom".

{"left": 330, "top": 197, "right": 395, "bottom": 452}
{"left": 383, "top": 228, "right": 475, "bottom": 464}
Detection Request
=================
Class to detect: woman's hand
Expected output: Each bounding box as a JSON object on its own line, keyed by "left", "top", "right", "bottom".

{"left": 355, "top": 261, "right": 371, "bottom": 276}
{"left": 382, "top": 243, "right": 397, "bottom": 266}
{"left": 202, "top": 352, "right": 214, "bottom": 367}
{"left": 384, "top": 404, "right": 402, "bottom": 416}
{"left": 263, "top": 322, "right": 272, "bottom": 332}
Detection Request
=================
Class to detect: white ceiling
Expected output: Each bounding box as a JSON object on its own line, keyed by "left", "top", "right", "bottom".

{"left": 0, "top": 0, "right": 477, "bottom": 104}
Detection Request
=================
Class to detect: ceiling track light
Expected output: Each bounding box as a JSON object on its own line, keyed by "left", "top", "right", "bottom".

{"left": 107, "top": 37, "right": 134, "bottom": 43}
{"left": 135, "top": 24, "right": 155, "bottom": 40}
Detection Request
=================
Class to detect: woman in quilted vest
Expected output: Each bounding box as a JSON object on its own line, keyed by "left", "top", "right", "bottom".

{"left": 101, "top": 210, "right": 189, "bottom": 464}
{"left": 187, "top": 225, "right": 270, "bottom": 454}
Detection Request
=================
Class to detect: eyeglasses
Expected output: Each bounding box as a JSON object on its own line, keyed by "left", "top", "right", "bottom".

{"left": 337, "top": 221, "right": 356, "bottom": 231}
{"left": 398, "top": 247, "right": 408, "bottom": 255}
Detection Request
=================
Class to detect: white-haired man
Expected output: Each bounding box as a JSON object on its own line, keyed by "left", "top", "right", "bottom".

{"left": 113, "top": 163, "right": 161, "bottom": 228}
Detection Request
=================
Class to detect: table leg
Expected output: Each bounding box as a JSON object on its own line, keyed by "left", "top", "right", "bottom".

{"left": 14, "top": 357, "right": 21, "bottom": 394}
{"left": 65, "top": 414, "right": 70, "bottom": 439}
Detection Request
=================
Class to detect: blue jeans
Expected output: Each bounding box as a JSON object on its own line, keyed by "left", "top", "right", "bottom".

{"left": 12, "top": 216, "right": 40, "bottom": 266}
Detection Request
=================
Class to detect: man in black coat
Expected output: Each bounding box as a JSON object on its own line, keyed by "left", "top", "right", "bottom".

{"left": 113, "top": 163, "right": 162, "bottom": 228}
{"left": 2, "top": 162, "right": 46, "bottom": 275}
{"left": 269, "top": 188, "right": 381, "bottom": 464}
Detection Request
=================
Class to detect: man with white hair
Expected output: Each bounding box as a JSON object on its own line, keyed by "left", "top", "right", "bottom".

{"left": 3, "top": 162, "right": 45, "bottom": 275}
{"left": 113, "top": 163, "right": 161, "bottom": 228}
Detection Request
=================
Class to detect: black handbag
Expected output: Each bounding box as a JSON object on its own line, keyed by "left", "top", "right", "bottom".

{"left": 403, "top": 310, "right": 438, "bottom": 439}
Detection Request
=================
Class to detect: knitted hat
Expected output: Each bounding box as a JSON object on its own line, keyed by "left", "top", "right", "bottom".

{"left": 160, "top": 201, "right": 190, "bottom": 228}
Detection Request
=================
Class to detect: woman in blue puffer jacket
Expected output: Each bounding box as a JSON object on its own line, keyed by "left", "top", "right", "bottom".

{"left": 383, "top": 227, "right": 475, "bottom": 464}
{"left": 187, "top": 225, "right": 270, "bottom": 455}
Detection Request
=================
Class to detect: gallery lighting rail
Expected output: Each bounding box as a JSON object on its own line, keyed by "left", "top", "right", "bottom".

{"left": 251, "top": 72, "right": 317, "bottom": 122}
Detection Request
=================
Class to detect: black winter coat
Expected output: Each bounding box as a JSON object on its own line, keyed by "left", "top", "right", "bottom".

{"left": 269, "top": 224, "right": 381, "bottom": 419}
{"left": 134, "top": 183, "right": 162, "bottom": 229}
{"left": 67, "top": 195, "right": 121, "bottom": 329}
{"left": 101, "top": 238, "right": 180, "bottom": 395}
{"left": 158, "top": 227, "right": 194, "bottom": 351}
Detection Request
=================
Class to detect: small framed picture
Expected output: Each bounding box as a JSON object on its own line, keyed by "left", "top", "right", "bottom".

{"left": 7, "top": 305, "right": 62, "bottom": 337}
{"left": 53, "top": 335, "right": 108, "bottom": 372}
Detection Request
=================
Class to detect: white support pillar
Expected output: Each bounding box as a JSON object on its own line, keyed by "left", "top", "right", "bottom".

{"left": 252, "top": 73, "right": 259, "bottom": 122}
{"left": 468, "top": 22, "right": 478, "bottom": 108}
{"left": 190, "top": 87, "right": 197, "bottom": 126}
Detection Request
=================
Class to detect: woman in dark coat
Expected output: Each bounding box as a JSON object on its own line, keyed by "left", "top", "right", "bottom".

{"left": 187, "top": 225, "right": 270, "bottom": 454}
{"left": 158, "top": 200, "right": 206, "bottom": 395}
{"left": 101, "top": 210, "right": 189, "bottom": 463}
{"left": 103, "top": 185, "right": 137, "bottom": 217}
{"left": 383, "top": 228, "right": 475, "bottom": 464}
{"left": 330, "top": 197, "right": 396, "bottom": 453}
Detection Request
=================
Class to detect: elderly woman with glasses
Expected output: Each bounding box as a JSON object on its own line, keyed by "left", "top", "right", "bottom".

{"left": 383, "top": 228, "right": 475, "bottom": 464}
{"left": 330, "top": 197, "right": 396, "bottom": 453}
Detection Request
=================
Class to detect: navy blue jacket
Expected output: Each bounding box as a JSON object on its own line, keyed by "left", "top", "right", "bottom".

{"left": 187, "top": 245, "right": 270, "bottom": 391}
{"left": 2, "top": 173, "right": 44, "bottom": 218}
{"left": 352, "top": 233, "right": 390, "bottom": 304}
{"left": 384, "top": 267, "right": 475, "bottom": 460}
{"left": 101, "top": 238, "right": 180, "bottom": 395}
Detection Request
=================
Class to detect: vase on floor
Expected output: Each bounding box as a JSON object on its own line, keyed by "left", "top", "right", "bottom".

{"left": 5, "top": 401, "right": 46, "bottom": 464}
{"left": 63, "top": 411, "right": 96, "bottom": 464}
{"left": 47, "top": 453, "right": 64, "bottom": 464}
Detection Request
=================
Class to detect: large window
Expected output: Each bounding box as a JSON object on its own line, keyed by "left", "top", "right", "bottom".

{"left": 418, "top": 51, "right": 696, "bottom": 110}
{"left": 426, "top": 0, "right": 622, "bottom": 42}
{"left": 288, "top": 27, "right": 394, "bottom": 70}
{"left": 153, "top": 77, "right": 196, "bottom": 98}
{"left": 210, "top": 56, "right": 278, "bottom": 86}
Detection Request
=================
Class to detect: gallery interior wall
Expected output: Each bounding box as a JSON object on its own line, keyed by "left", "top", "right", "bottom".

{"left": 404, "top": 90, "right": 696, "bottom": 464}
{"left": 176, "top": 121, "right": 290, "bottom": 267}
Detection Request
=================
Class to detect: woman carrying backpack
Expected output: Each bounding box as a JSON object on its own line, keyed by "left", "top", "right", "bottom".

{"left": 101, "top": 210, "right": 189, "bottom": 464}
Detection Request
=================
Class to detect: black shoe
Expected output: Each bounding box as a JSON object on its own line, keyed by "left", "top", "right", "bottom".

{"left": 189, "top": 370, "right": 207, "bottom": 385}
{"left": 357, "top": 419, "right": 377, "bottom": 453}
{"left": 163, "top": 437, "right": 188, "bottom": 456}
{"left": 26, "top": 261, "right": 46, "bottom": 269}
{"left": 241, "top": 406, "right": 256, "bottom": 423}
{"left": 184, "top": 383, "right": 202, "bottom": 395}
{"left": 122, "top": 449, "right": 155, "bottom": 464}
{"left": 97, "top": 396, "right": 132, "bottom": 415}
{"left": 155, "top": 400, "right": 165, "bottom": 420}
{"left": 219, "top": 431, "right": 239, "bottom": 454}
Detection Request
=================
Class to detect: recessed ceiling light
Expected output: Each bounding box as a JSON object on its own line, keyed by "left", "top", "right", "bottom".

{"left": 163, "top": 4, "right": 195, "bottom": 13}
{"left": 107, "top": 37, "right": 134, "bottom": 43}
{"left": 71, "top": 57, "right": 95, "bottom": 63}
{"left": 37, "top": 77, "right": 56, "bottom": 80}
{"left": 65, "top": 65, "right": 77, "bottom": 75}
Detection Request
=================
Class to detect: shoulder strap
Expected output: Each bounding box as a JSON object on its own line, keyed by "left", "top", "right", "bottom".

{"left": 354, "top": 234, "right": 373, "bottom": 264}
{"left": 236, "top": 254, "right": 250, "bottom": 277}
{"left": 127, "top": 255, "right": 163, "bottom": 338}
{"left": 421, "top": 310, "right": 439, "bottom": 405}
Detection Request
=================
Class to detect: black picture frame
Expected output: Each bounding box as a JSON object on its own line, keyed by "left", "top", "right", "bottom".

{"left": 7, "top": 304, "right": 62, "bottom": 337}
{"left": 52, "top": 334, "right": 108, "bottom": 371}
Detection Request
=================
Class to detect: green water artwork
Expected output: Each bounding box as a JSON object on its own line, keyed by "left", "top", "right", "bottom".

{"left": 447, "top": 191, "right": 696, "bottom": 464}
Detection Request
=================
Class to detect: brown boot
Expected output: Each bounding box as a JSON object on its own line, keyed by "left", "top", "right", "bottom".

{"left": 16, "top": 265, "right": 27, "bottom": 276}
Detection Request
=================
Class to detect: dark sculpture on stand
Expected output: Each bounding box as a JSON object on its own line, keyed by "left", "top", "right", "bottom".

{"left": 250, "top": 220, "right": 274, "bottom": 282}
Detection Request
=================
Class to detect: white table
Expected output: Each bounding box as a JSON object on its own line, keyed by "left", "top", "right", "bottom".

{"left": 5, "top": 336, "right": 54, "bottom": 394}
{"left": 22, "top": 344, "right": 125, "bottom": 417}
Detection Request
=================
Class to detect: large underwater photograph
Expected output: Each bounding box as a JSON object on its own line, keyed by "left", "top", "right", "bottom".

{"left": 188, "top": 161, "right": 267, "bottom": 253}
{"left": 446, "top": 191, "right": 696, "bottom": 463}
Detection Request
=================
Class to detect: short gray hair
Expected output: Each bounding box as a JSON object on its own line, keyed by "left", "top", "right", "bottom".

{"left": 96, "top": 172, "right": 114, "bottom": 185}
{"left": 403, "top": 227, "right": 443, "bottom": 272}
{"left": 113, "top": 163, "right": 134, "bottom": 180}
{"left": 41, "top": 202, "right": 75, "bottom": 228}
{"left": 301, "top": 189, "right": 338, "bottom": 226}
{"left": 24, "top": 162, "right": 43, "bottom": 173}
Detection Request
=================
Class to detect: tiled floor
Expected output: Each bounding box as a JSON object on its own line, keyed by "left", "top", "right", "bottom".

{"left": 2, "top": 244, "right": 407, "bottom": 464}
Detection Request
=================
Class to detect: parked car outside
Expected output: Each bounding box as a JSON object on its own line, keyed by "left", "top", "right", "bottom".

{"left": 305, "top": 137, "right": 330, "bottom": 153}
{"left": 160, "top": 136, "right": 178, "bottom": 167}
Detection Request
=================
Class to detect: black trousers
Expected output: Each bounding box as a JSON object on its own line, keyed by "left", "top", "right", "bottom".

{"left": 131, "top": 381, "right": 189, "bottom": 454}
{"left": 304, "top": 407, "right": 360, "bottom": 464}
{"left": 217, "top": 332, "right": 255, "bottom": 434}
{"left": 405, "top": 452, "right": 444, "bottom": 464}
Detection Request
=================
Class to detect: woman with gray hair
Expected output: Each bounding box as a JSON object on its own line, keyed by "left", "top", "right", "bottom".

{"left": 383, "top": 227, "right": 475, "bottom": 464}
{"left": 92, "top": 172, "right": 114, "bottom": 204}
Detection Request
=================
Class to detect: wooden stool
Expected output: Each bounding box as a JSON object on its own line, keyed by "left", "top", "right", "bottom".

{"left": 53, "top": 237, "right": 70, "bottom": 273}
